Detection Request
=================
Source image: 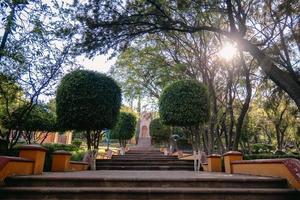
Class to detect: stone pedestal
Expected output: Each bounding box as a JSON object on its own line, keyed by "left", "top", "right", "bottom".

{"left": 223, "top": 151, "right": 243, "bottom": 173}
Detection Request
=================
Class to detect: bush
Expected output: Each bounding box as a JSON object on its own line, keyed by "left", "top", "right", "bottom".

{"left": 71, "top": 151, "right": 86, "bottom": 161}
{"left": 251, "top": 143, "right": 275, "bottom": 154}
{"left": 244, "top": 154, "right": 300, "bottom": 160}
{"left": 111, "top": 112, "right": 136, "bottom": 147}
{"left": 150, "top": 118, "right": 171, "bottom": 145}
{"left": 72, "top": 139, "right": 82, "bottom": 149}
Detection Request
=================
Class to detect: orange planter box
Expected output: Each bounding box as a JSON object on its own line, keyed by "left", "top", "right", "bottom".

{"left": 51, "top": 150, "right": 72, "bottom": 172}
{"left": 207, "top": 154, "right": 222, "bottom": 172}
{"left": 19, "top": 145, "right": 47, "bottom": 175}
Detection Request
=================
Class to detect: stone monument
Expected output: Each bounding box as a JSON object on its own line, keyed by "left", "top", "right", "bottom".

{"left": 137, "top": 111, "right": 152, "bottom": 147}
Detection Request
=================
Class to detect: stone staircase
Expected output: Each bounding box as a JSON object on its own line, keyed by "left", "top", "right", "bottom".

{"left": 96, "top": 149, "right": 194, "bottom": 170}
{"left": 0, "top": 170, "right": 298, "bottom": 199}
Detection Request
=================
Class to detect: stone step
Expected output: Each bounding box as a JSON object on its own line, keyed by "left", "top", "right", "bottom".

{"left": 96, "top": 165, "right": 194, "bottom": 170}
{"left": 5, "top": 175, "right": 288, "bottom": 188}
{"left": 96, "top": 160, "right": 193, "bottom": 165}
{"left": 0, "top": 187, "right": 297, "bottom": 200}
{"left": 125, "top": 152, "right": 164, "bottom": 155}
{"left": 111, "top": 156, "right": 178, "bottom": 160}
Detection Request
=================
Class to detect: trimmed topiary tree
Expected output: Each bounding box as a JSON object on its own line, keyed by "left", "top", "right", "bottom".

{"left": 111, "top": 112, "right": 136, "bottom": 154}
{"left": 159, "top": 79, "right": 209, "bottom": 171}
{"left": 56, "top": 70, "right": 121, "bottom": 169}
{"left": 150, "top": 118, "right": 171, "bottom": 146}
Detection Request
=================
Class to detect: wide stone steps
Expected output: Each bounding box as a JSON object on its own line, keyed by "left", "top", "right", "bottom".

{"left": 1, "top": 187, "right": 297, "bottom": 200}
{"left": 96, "top": 149, "right": 192, "bottom": 170}
{"left": 4, "top": 174, "right": 288, "bottom": 188}
{"left": 1, "top": 171, "right": 298, "bottom": 200}
{"left": 96, "top": 165, "right": 193, "bottom": 170}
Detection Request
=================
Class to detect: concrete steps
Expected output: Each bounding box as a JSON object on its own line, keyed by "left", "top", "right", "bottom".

{"left": 96, "top": 149, "right": 192, "bottom": 170}
{"left": 1, "top": 171, "right": 298, "bottom": 199}
{"left": 0, "top": 187, "right": 297, "bottom": 200}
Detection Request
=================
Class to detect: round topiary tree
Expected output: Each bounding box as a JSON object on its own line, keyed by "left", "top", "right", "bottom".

{"left": 56, "top": 70, "right": 121, "bottom": 158}
{"left": 111, "top": 112, "right": 136, "bottom": 154}
{"left": 159, "top": 80, "right": 209, "bottom": 126}
{"left": 159, "top": 79, "right": 209, "bottom": 171}
{"left": 150, "top": 118, "right": 171, "bottom": 146}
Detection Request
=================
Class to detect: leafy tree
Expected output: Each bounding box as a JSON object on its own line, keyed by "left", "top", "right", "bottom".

{"left": 56, "top": 70, "right": 122, "bottom": 151}
{"left": 1, "top": 104, "right": 56, "bottom": 144}
{"left": 0, "top": 0, "right": 77, "bottom": 152}
{"left": 111, "top": 112, "right": 137, "bottom": 150}
{"left": 73, "top": 0, "right": 300, "bottom": 110}
{"left": 264, "top": 88, "right": 299, "bottom": 151}
{"left": 159, "top": 80, "right": 209, "bottom": 170}
{"left": 149, "top": 118, "right": 171, "bottom": 146}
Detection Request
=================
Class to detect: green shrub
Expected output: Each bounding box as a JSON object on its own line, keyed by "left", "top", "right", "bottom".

{"left": 251, "top": 143, "right": 275, "bottom": 154}
{"left": 150, "top": 118, "right": 171, "bottom": 145}
{"left": 71, "top": 151, "right": 86, "bottom": 161}
{"left": 72, "top": 139, "right": 83, "bottom": 149}
{"left": 244, "top": 154, "right": 300, "bottom": 160}
{"left": 111, "top": 112, "right": 136, "bottom": 147}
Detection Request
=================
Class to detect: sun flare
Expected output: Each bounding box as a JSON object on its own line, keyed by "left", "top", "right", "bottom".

{"left": 218, "top": 43, "right": 237, "bottom": 61}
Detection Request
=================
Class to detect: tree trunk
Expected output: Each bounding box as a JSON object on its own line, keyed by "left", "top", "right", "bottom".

{"left": 233, "top": 52, "right": 252, "bottom": 150}
{"left": 86, "top": 130, "right": 91, "bottom": 150}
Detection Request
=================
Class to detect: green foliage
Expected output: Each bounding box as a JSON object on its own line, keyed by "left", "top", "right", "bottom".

{"left": 56, "top": 70, "right": 122, "bottom": 131}
{"left": 110, "top": 45, "right": 187, "bottom": 102}
{"left": 71, "top": 151, "right": 86, "bottom": 161}
{"left": 150, "top": 118, "right": 171, "bottom": 145}
{"left": 111, "top": 112, "right": 137, "bottom": 147}
{"left": 1, "top": 104, "right": 56, "bottom": 132}
{"left": 72, "top": 139, "right": 82, "bottom": 149}
{"left": 159, "top": 80, "right": 210, "bottom": 126}
{"left": 244, "top": 153, "right": 300, "bottom": 161}
{"left": 251, "top": 143, "right": 275, "bottom": 154}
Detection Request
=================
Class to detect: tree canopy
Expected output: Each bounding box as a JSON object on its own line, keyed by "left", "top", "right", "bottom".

{"left": 73, "top": 0, "right": 300, "bottom": 109}
{"left": 159, "top": 80, "right": 209, "bottom": 127}
{"left": 56, "top": 70, "right": 122, "bottom": 131}
{"left": 111, "top": 112, "right": 137, "bottom": 148}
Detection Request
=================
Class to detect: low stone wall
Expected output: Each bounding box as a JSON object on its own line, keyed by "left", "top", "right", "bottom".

{"left": 0, "top": 157, "right": 34, "bottom": 184}
{"left": 231, "top": 158, "right": 300, "bottom": 190}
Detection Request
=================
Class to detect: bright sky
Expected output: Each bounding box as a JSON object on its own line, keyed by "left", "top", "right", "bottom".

{"left": 52, "top": 0, "right": 116, "bottom": 73}
{"left": 76, "top": 55, "right": 116, "bottom": 73}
